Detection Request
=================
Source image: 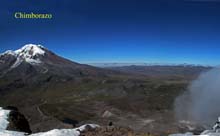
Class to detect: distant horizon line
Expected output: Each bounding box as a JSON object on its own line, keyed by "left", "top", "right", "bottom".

{"left": 81, "top": 62, "right": 215, "bottom": 67}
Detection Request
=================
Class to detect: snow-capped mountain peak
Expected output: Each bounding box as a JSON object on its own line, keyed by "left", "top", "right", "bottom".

{"left": 14, "top": 44, "right": 46, "bottom": 64}
{"left": 0, "top": 44, "right": 47, "bottom": 69}
{"left": 15, "top": 44, "right": 45, "bottom": 57}
{"left": 0, "top": 44, "right": 103, "bottom": 78}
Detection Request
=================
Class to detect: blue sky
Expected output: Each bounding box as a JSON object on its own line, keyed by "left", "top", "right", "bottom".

{"left": 1, "top": 0, "right": 220, "bottom": 65}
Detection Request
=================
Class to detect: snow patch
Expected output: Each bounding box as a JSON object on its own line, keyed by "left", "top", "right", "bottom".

{"left": 0, "top": 50, "right": 16, "bottom": 56}
{"left": 30, "top": 129, "right": 80, "bottom": 136}
{"left": 0, "top": 107, "right": 10, "bottom": 130}
{"left": 76, "top": 124, "right": 99, "bottom": 131}
{"left": 25, "top": 58, "right": 42, "bottom": 64}
{"left": 10, "top": 58, "right": 22, "bottom": 69}
{"left": 169, "top": 130, "right": 220, "bottom": 136}
{"left": 31, "top": 124, "right": 100, "bottom": 136}
{"left": 0, "top": 130, "right": 25, "bottom": 136}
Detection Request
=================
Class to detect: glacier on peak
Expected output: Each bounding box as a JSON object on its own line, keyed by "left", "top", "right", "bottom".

{"left": 14, "top": 44, "right": 45, "bottom": 57}
{"left": 0, "top": 44, "right": 46, "bottom": 67}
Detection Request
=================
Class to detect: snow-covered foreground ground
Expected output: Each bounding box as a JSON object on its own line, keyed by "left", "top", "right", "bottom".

{"left": 169, "top": 130, "right": 220, "bottom": 136}
{"left": 170, "top": 133, "right": 220, "bottom": 136}
{"left": 3, "top": 107, "right": 220, "bottom": 136}
{"left": 0, "top": 107, "right": 99, "bottom": 136}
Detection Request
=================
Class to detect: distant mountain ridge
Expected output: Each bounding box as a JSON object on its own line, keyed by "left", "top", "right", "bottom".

{"left": 88, "top": 62, "right": 211, "bottom": 68}
{"left": 106, "top": 65, "right": 212, "bottom": 79}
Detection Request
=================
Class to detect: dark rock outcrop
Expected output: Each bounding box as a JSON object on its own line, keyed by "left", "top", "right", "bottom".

{"left": 3, "top": 106, "right": 32, "bottom": 134}
{"left": 3, "top": 106, "right": 19, "bottom": 111}
{"left": 61, "top": 118, "right": 79, "bottom": 127}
